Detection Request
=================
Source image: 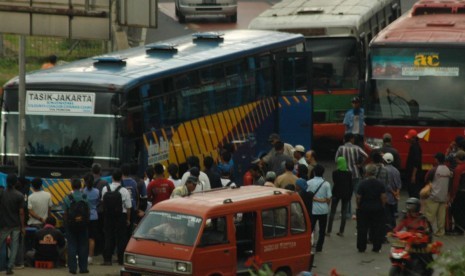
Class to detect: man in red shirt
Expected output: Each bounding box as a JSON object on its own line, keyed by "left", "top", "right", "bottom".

{"left": 147, "top": 163, "right": 175, "bottom": 205}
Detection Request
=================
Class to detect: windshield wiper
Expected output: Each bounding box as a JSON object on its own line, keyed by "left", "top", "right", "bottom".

{"left": 420, "top": 110, "right": 465, "bottom": 125}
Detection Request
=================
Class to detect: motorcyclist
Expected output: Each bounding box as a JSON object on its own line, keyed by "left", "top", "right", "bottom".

{"left": 391, "top": 197, "right": 435, "bottom": 276}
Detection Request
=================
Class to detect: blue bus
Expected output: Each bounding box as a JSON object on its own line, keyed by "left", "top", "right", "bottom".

{"left": 1, "top": 30, "right": 312, "bottom": 208}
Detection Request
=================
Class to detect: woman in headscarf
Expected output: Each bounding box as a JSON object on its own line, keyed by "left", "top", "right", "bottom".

{"left": 326, "top": 156, "right": 353, "bottom": 237}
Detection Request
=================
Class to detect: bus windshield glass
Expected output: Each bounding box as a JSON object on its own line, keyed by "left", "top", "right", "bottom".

{"left": 366, "top": 47, "right": 465, "bottom": 126}
{"left": 307, "top": 38, "right": 359, "bottom": 90}
{"left": 1, "top": 90, "right": 119, "bottom": 168}
{"left": 134, "top": 211, "right": 202, "bottom": 246}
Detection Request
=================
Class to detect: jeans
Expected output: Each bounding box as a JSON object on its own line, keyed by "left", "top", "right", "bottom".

{"left": 327, "top": 197, "right": 349, "bottom": 234}
{"left": 66, "top": 229, "right": 89, "bottom": 273}
{"left": 310, "top": 214, "right": 328, "bottom": 251}
{"left": 0, "top": 227, "right": 21, "bottom": 270}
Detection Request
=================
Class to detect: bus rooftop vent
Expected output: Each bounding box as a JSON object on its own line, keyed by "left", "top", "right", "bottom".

{"left": 93, "top": 55, "right": 127, "bottom": 64}
{"left": 192, "top": 32, "right": 224, "bottom": 41}
{"left": 297, "top": 8, "right": 324, "bottom": 15}
{"left": 145, "top": 43, "right": 178, "bottom": 53}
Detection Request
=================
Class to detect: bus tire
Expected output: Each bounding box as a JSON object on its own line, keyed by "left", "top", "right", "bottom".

{"left": 229, "top": 13, "right": 237, "bottom": 23}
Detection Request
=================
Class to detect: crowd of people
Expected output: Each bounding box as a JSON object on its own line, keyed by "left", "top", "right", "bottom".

{"left": 0, "top": 96, "right": 464, "bottom": 274}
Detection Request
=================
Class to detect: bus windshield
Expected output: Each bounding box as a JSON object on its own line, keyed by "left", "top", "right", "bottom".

{"left": 134, "top": 211, "right": 202, "bottom": 246}
{"left": 307, "top": 37, "right": 359, "bottom": 90}
{"left": 366, "top": 47, "right": 465, "bottom": 126}
{"left": 1, "top": 90, "right": 120, "bottom": 170}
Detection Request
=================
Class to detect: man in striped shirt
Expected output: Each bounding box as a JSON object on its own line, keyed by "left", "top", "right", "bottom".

{"left": 335, "top": 133, "right": 368, "bottom": 218}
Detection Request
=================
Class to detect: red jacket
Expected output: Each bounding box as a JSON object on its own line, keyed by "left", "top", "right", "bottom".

{"left": 451, "top": 162, "right": 465, "bottom": 199}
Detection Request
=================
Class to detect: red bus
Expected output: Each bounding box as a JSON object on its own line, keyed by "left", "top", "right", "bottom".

{"left": 364, "top": 0, "right": 465, "bottom": 170}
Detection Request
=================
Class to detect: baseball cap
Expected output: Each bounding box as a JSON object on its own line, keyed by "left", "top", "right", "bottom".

{"left": 404, "top": 129, "right": 417, "bottom": 139}
{"left": 434, "top": 152, "right": 445, "bottom": 163}
{"left": 351, "top": 96, "right": 361, "bottom": 103}
{"left": 293, "top": 145, "right": 305, "bottom": 153}
{"left": 383, "top": 152, "right": 394, "bottom": 164}
{"left": 268, "top": 133, "right": 280, "bottom": 142}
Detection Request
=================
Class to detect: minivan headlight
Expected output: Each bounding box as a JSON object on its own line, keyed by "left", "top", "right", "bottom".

{"left": 125, "top": 254, "right": 136, "bottom": 265}
{"left": 176, "top": 262, "right": 191, "bottom": 272}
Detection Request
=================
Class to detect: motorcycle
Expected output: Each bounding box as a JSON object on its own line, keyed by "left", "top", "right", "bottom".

{"left": 388, "top": 231, "right": 442, "bottom": 276}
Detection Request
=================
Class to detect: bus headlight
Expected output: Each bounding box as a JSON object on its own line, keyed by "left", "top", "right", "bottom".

{"left": 176, "top": 262, "right": 191, "bottom": 272}
{"left": 365, "top": 137, "right": 383, "bottom": 150}
{"left": 125, "top": 254, "right": 136, "bottom": 265}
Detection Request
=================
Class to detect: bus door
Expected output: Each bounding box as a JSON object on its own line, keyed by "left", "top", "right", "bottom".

{"left": 276, "top": 52, "right": 313, "bottom": 151}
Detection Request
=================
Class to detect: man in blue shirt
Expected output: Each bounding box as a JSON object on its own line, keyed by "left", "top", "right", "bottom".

{"left": 343, "top": 96, "right": 365, "bottom": 148}
{"left": 306, "top": 164, "right": 332, "bottom": 253}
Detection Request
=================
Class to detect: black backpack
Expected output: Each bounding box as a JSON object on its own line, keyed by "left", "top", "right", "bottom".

{"left": 103, "top": 184, "right": 123, "bottom": 216}
{"left": 67, "top": 194, "right": 89, "bottom": 231}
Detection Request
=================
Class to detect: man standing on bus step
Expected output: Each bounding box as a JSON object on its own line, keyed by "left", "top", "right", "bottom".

{"left": 343, "top": 97, "right": 365, "bottom": 148}
{"left": 405, "top": 129, "right": 423, "bottom": 198}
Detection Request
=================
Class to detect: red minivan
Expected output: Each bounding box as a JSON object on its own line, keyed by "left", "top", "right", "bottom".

{"left": 121, "top": 186, "right": 312, "bottom": 275}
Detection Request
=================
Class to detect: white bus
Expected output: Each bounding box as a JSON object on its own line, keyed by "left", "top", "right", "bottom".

{"left": 175, "top": 0, "right": 237, "bottom": 23}
{"left": 249, "top": 0, "right": 401, "bottom": 152}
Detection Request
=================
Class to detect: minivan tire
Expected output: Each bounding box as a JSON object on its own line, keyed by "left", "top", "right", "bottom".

{"left": 178, "top": 13, "right": 186, "bottom": 23}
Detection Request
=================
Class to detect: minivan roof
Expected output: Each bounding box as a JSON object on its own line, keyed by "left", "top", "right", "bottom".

{"left": 153, "top": 186, "right": 299, "bottom": 216}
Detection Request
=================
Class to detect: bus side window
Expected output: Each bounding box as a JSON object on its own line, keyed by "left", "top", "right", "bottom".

{"left": 255, "top": 55, "right": 273, "bottom": 98}
{"left": 175, "top": 73, "right": 202, "bottom": 120}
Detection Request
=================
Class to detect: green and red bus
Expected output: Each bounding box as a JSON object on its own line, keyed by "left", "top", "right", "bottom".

{"left": 364, "top": 0, "right": 465, "bottom": 170}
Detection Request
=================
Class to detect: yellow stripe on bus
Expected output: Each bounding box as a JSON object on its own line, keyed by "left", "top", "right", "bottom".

{"left": 43, "top": 186, "right": 60, "bottom": 205}
{"left": 223, "top": 111, "right": 237, "bottom": 142}
{"left": 282, "top": 96, "right": 291, "bottom": 106}
{"left": 192, "top": 119, "right": 207, "bottom": 154}
{"left": 199, "top": 117, "right": 214, "bottom": 152}
{"left": 152, "top": 131, "right": 159, "bottom": 144}
{"left": 143, "top": 135, "right": 149, "bottom": 149}
{"left": 229, "top": 109, "right": 243, "bottom": 139}
{"left": 238, "top": 106, "right": 250, "bottom": 134}
{"left": 204, "top": 115, "right": 220, "bottom": 149}
{"left": 213, "top": 113, "right": 228, "bottom": 144}
{"left": 185, "top": 121, "right": 199, "bottom": 156}
{"left": 171, "top": 126, "right": 185, "bottom": 164}
{"left": 292, "top": 96, "right": 300, "bottom": 104}
{"left": 245, "top": 104, "right": 258, "bottom": 129}
{"left": 177, "top": 124, "right": 193, "bottom": 158}
{"left": 258, "top": 101, "right": 266, "bottom": 122}
{"left": 302, "top": 95, "right": 308, "bottom": 102}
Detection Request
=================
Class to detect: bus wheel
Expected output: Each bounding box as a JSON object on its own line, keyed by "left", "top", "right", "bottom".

{"left": 229, "top": 13, "right": 237, "bottom": 23}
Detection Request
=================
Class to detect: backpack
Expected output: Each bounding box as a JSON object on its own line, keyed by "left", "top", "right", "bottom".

{"left": 102, "top": 184, "right": 123, "bottom": 216}
{"left": 67, "top": 194, "right": 89, "bottom": 231}
{"left": 308, "top": 180, "right": 325, "bottom": 214}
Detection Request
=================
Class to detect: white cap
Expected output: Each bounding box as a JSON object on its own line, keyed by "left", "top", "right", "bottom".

{"left": 293, "top": 145, "right": 305, "bottom": 153}
{"left": 383, "top": 152, "right": 394, "bottom": 164}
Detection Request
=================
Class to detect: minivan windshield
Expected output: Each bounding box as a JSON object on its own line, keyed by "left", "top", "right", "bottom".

{"left": 134, "top": 211, "right": 202, "bottom": 246}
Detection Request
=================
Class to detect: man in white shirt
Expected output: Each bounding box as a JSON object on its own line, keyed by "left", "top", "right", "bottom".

{"left": 27, "top": 178, "right": 52, "bottom": 229}
{"left": 180, "top": 156, "right": 211, "bottom": 192}
{"left": 100, "top": 169, "right": 132, "bottom": 266}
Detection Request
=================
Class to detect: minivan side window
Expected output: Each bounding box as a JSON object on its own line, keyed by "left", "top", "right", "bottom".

{"left": 199, "top": 217, "right": 227, "bottom": 246}
{"left": 290, "top": 202, "right": 306, "bottom": 234}
{"left": 262, "top": 207, "right": 287, "bottom": 238}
